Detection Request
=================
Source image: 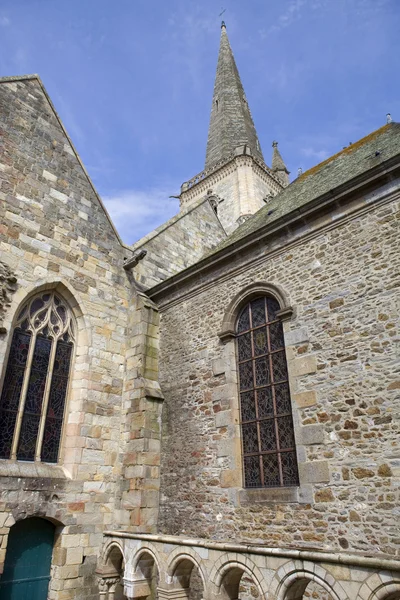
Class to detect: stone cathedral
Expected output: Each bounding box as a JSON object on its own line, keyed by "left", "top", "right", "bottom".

{"left": 0, "top": 21, "right": 399, "bottom": 600}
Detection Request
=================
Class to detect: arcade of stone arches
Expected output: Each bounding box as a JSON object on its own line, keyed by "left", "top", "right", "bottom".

{"left": 98, "top": 534, "right": 400, "bottom": 600}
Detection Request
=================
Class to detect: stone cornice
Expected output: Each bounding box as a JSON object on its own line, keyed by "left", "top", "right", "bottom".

{"left": 180, "top": 153, "right": 283, "bottom": 208}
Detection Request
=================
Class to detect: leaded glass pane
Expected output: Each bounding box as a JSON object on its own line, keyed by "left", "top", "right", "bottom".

{"left": 0, "top": 410, "right": 19, "bottom": 459}
{"left": 17, "top": 336, "right": 51, "bottom": 461}
{"left": 281, "top": 451, "right": 299, "bottom": 486}
{"left": 237, "top": 332, "right": 252, "bottom": 361}
{"left": 269, "top": 321, "right": 285, "bottom": 351}
{"left": 271, "top": 351, "right": 288, "bottom": 383}
{"left": 275, "top": 383, "right": 291, "bottom": 415}
{"left": 236, "top": 295, "right": 298, "bottom": 488}
{"left": 253, "top": 327, "right": 268, "bottom": 356}
{"left": 244, "top": 456, "right": 261, "bottom": 487}
{"left": 239, "top": 361, "right": 253, "bottom": 391}
{"left": 240, "top": 391, "right": 256, "bottom": 422}
{"left": 42, "top": 341, "right": 73, "bottom": 462}
{"left": 250, "top": 298, "right": 266, "bottom": 328}
{"left": 237, "top": 305, "right": 250, "bottom": 333}
{"left": 0, "top": 330, "right": 31, "bottom": 459}
{"left": 255, "top": 357, "right": 270, "bottom": 387}
{"left": 277, "top": 415, "right": 296, "bottom": 449}
{"left": 262, "top": 453, "right": 280, "bottom": 487}
{"left": 259, "top": 418, "right": 276, "bottom": 452}
{"left": 242, "top": 422, "right": 258, "bottom": 454}
{"left": 257, "top": 387, "right": 273, "bottom": 417}
{"left": 266, "top": 297, "right": 280, "bottom": 322}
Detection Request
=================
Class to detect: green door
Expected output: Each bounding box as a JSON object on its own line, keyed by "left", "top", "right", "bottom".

{"left": 0, "top": 517, "right": 55, "bottom": 600}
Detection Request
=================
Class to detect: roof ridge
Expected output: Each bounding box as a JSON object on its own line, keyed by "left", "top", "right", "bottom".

{"left": 297, "top": 123, "right": 396, "bottom": 182}
{"left": 0, "top": 74, "right": 40, "bottom": 84}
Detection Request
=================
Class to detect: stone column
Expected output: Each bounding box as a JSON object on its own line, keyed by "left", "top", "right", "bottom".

{"left": 97, "top": 570, "right": 121, "bottom": 600}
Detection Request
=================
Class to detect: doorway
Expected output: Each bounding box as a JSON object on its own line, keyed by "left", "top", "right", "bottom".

{"left": 0, "top": 517, "right": 55, "bottom": 599}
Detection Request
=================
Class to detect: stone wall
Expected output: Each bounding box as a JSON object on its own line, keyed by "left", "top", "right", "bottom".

{"left": 0, "top": 76, "right": 160, "bottom": 599}
{"left": 156, "top": 191, "right": 400, "bottom": 557}
{"left": 131, "top": 198, "right": 226, "bottom": 289}
{"left": 0, "top": 261, "right": 18, "bottom": 334}
{"left": 180, "top": 154, "right": 282, "bottom": 235}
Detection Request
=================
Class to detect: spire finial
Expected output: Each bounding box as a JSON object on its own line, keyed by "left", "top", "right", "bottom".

{"left": 272, "top": 140, "right": 278, "bottom": 148}
{"left": 221, "top": 20, "right": 226, "bottom": 29}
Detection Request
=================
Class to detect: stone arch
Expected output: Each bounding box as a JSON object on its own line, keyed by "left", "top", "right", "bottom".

{"left": 270, "top": 561, "right": 347, "bottom": 600}
{"left": 218, "top": 281, "right": 293, "bottom": 342}
{"left": 97, "top": 541, "right": 126, "bottom": 600}
{"left": 132, "top": 546, "right": 161, "bottom": 576}
{"left": 8, "top": 278, "right": 91, "bottom": 346}
{"left": 356, "top": 574, "right": 400, "bottom": 600}
{"left": 104, "top": 541, "right": 125, "bottom": 571}
{"left": 210, "top": 555, "right": 268, "bottom": 600}
{"left": 166, "top": 548, "right": 207, "bottom": 590}
{"left": 125, "top": 547, "right": 161, "bottom": 600}
{"left": 167, "top": 549, "right": 207, "bottom": 600}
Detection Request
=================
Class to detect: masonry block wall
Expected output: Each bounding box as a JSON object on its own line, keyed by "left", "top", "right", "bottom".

{"left": 156, "top": 191, "right": 400, "bottom": 557}
{"left": 180, "top": 154, "right": 282, "bottom": 234}
{"left": 0, "top": 77, "right": 160, "bottom": 600}
{"left": 131, "top": 199, "right": 226, "bottom": 289}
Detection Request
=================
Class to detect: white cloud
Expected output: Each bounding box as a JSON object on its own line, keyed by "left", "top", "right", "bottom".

{"left": 0, "top": 16, "right": 10, "bottom": 26}
{"left": 102, "top": 186, "right": 180, "bottom": 245}
{"left": 301, "top": 146, "right": 329, "bottom": 161}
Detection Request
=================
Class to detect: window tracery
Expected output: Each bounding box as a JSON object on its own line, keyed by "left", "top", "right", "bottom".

{"left": 0, "top": 292, "right": 74, "bottom": 462}
{"left": 236, "top": 296, "right": 299, "bottom": 488}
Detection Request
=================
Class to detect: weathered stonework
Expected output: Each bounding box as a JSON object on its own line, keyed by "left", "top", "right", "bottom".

{"left": 0, "top": 76, "right": 162, "bottom": 600}
{"left": 99, "top": 533, "right": 400, "bottom": 600}
{"left": 1, "top": 22, "right": 400, "bottom": 600}
{"left": 155, "top": 192, "right": 400, "bottom": 557}
{"left": 0, "top": 261, "right": 18, "bottom": 334}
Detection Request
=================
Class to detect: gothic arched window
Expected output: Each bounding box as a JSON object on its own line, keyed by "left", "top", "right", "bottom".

{"left": 236, "top": 296, "right": 299, "bottom": 488}
{"left": 0, "top": 292, "right": 74, "bottom": 463}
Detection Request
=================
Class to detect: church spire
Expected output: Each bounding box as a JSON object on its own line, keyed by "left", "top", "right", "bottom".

{"left": 205, "top": 22, "right": 264, "bottom": 170}
{"left": 271, "top": 141, "right": 290, "bottom": 187}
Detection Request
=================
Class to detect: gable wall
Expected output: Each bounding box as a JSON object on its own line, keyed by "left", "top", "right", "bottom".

{"left": 0, "top": 78, "right": 154, "bottom": 600}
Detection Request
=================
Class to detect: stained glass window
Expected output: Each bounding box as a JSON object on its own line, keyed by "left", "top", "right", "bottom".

{"left": 236, "top": 297, "right": 299, "bottom": 488}
{"left": 0, "top": 292, "right": 74, "bottom": 463}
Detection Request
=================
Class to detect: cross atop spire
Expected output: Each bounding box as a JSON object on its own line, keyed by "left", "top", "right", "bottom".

{"left": 205, "top": 23, "right": 264, "bottom": 170}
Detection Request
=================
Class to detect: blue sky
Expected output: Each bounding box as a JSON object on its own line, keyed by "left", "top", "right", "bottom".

{"left": 1, "top": 0, "right": 399, "bottom": 244}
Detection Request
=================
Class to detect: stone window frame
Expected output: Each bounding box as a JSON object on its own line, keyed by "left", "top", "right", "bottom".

{"left": 217, "top": 282, "right": 319, "bottom": 505}
{"left": 0, "top": 280, "right": 89, "bottom": 477}
{"left": 0, "top": 290, "right": 75, "bottom": 463}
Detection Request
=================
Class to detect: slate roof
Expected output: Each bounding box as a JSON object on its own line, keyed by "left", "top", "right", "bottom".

{"left": 210, "top": 122, "right": 400, "bottom": 253}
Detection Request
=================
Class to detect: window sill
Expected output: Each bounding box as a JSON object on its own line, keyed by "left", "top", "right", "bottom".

{"left": 0, "top": 460, "right": 71, "bottom": 479}
{"left": 239, "top": 486, "right": 300, "bottom": 505}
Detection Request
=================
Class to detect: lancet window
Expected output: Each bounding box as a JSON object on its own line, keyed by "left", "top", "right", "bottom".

{"left": 0, "top": 292, "right": 74, "bottom": 463}
{"left": 236, "top": 296, "right": 299, "bottom": 488}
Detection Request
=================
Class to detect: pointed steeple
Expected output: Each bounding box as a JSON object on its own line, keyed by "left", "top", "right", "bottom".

{"left": 205, "top": 22, "right": 264, "bottom": 170}
{"left": 271, "top": 141, "right": 290, "bottom": 187}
